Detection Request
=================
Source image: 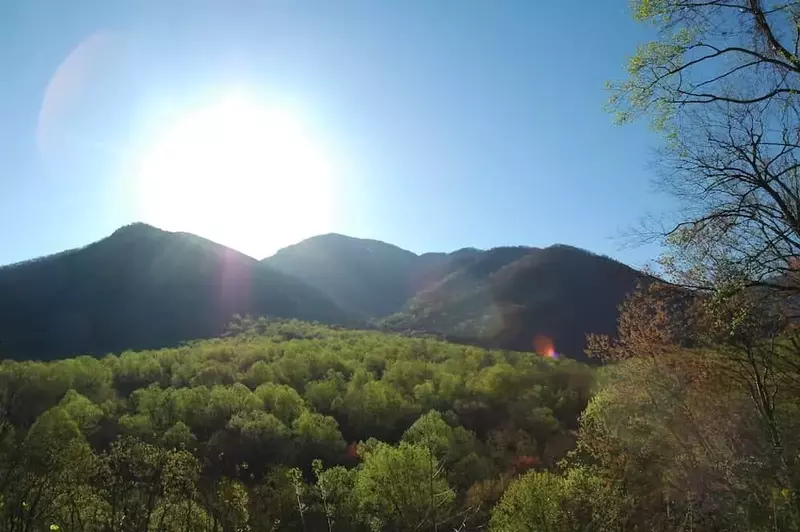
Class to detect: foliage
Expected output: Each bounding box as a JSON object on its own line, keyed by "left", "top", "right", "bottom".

{"left": 355, "top": 441, "right": 454, "bottom": 531}
{"left": 0, "top": 319, "right": 591, "bottom": 531}
{"left": 611, "top": 0, "right": 800, "bottom": 300}
{"left": 610, "top": 0, "right": 800, "bottom": 126}
{"left": 579, "top": 279, "right": 800, "bottom": 531}
{"left": 575, "top": 5, "right": 800, "bottom": 528}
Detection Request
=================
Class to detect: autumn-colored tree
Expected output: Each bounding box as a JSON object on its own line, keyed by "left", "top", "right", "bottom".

{"left": 586, "top": 277, "right": 800, "bottom": 524}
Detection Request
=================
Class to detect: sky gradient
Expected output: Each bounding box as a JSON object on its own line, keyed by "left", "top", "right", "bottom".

{"left": 0, "top": 1, "right": 665, "bottom": 267}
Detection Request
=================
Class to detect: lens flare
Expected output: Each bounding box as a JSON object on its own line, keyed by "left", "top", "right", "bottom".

{"left": 37, "top": 30, "right": 124, "bottom": 157}
{"left": 533, "top": 335, "right": 559, "bottom": 359}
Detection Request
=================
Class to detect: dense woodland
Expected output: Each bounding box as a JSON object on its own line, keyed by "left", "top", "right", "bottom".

{"left": 0, "top": 319, "right": 594, "bottom": 531}
{"left": 4, "top": 292, "right": 800, "bottom": 531}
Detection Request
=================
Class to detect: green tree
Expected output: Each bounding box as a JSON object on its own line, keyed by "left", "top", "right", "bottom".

{"left": 343, "top": 377, "right": 418, "bottom": 441}
{"left": 204, "top": 477, "right": 250, "bottom": 532}
{"left": 610, "top": 0, "right": 800, "bottom": 125}
{"left": 312, "top": 460, "right": 361, "bottom": 532}
{"left": 490, "top": 468, "right": 624, "bottom": 532}
{"left": 304, "top": 373, "right": 346, "bottom": 414}
{"left": 99, "top": 437, "right": 201, "bottom": 532}
{"left": 490, "top": 471, "right": 567, "bottom": 532}
{"left": 355, "top": 441, "right": 454, "bottom": 532}
{"left": 402, "top": 410, "right": 490, "bottom": 491}
{"left": 243, "top": 360, "right": 275, "bottom": 389}
{"left": 209, "top": 384, "right": 262, "bottom": 426}
{"left": 59, "top": 389, "right": 104, "bottom": 436}
{"left": 249, "top": 467, "right": 303, "bottom": 531}
{"left": 162, "top": 421, "right": 197, "bottom": 450}
{"left": 213, "top": 410, "right": 293, "bottom": 475}
{"left": 255, "top": 383, "right": 306, "bottom": 425}
{"left": 2, "top": 407, "right": 100, "bottom": 532}
{"left": 292, "top": 411, "right": 346, "bottom": 466}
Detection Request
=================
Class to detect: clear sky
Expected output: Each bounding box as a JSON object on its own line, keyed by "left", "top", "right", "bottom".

{"left": 0, "top": 0, "right": 665, "bottom": 268}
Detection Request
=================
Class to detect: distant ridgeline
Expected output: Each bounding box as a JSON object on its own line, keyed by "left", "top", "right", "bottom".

{"left": 0, "top": 223, "right": 644, "bottom": 360}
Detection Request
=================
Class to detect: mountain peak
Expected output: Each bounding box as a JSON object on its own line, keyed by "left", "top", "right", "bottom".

{"left": 109, "top": 222, "right": 165, "bottom": 237}
{"left": 265, "top": 234, "right": 421, "bottom": 317}
{"left": 0, "top": 225, "right": 644, "bottom": 362}
{"left": 382, "top": 243, "right": 643, "bottom": 359}
{"left": 0, "top": 225, "right": 349, "bottom": 360}
{"left": 274, "top": 233, "right": 417, "bottom": 257}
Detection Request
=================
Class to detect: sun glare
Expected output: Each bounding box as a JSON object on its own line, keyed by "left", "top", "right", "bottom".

{"left": 133, "top": 93, "right": 335, "bottom": 257}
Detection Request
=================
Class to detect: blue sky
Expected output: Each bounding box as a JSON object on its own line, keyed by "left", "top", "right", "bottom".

{"left": 0, "top": 1, "right": 665, "bottom": 267}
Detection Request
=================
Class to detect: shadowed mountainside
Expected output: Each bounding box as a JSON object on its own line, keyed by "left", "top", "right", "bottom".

{"left": 382, "top": 245, "right": 644, "bottom": 358}
{"left": 0, "top": 223, "right": 348, "bottom": 360}
{"left": 265, "top": 233, "right": 425, "bottom": 317}
{"left": 264, "top": 235, "right": 490, "bottom": 318}
{"left": 1, "top": 227, "right": 644, "bottom": 361}
{"left": 265, "top": 235, "right": 644, "bottom": 359}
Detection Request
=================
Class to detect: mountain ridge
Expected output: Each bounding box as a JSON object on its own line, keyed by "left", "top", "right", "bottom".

{"left": 1, "top": 224, "right": 644, "bottom": 361}
{"left": 0, "top": 223, "right": 349, "bottom": 360}
{"left": 265, "top": 234, "right": 645, "bottom": 359}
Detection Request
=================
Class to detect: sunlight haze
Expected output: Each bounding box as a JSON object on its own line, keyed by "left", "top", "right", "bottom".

{"left": 133, "top": 92, "right": 337, "bottom": 257}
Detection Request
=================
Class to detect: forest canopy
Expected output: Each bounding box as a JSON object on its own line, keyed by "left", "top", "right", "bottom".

{"left": 0, "top": 318, "right": 593, "bottom": 531}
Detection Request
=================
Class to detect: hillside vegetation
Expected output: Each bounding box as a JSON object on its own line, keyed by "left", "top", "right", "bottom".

{"left": 4, "top": 307, "right": 799, "bottom": 531}
{"left": 0, "top": 319, "right": 592, "bottom": 531}
{"left": 5, "top": 1, "right": 800, "bottom": 530}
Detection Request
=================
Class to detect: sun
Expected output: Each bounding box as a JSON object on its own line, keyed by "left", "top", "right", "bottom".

{"left": 133, "top": 92, "right": 335, "bottom": 257}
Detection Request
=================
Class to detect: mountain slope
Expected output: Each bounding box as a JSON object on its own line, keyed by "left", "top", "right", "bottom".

{"left": 0, "top": 223, "right": 348, "bottom": 360}
{"left": 264, "top": 234, "right": 422, "bottom": 317}
{"left": 264, "top": 235, "right": 488, "bottom": 319}
{"left": 1, "top": 226, "right": 644, "bottom": 362}
{"left": 265, "top": 235, "right": 643, "bottom": 359}
{"left": 383, "top": 245, "right": 644, "bottom": 359}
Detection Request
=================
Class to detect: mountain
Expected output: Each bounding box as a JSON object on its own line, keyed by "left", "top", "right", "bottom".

{"left": 1, "top": 226, "right": 643, "bottom": 362}
{"left": 264, "top": 234, "right": 422, "bottom": 317}
{"left": 0, "top": 223, "right": 348, "bottom": 360}
{"left": 265, "top": 235, "right": 644, "bottom": 359}
{"left": 382, "top": 245, "right": 645, "bottom": 359}
{"left": 264, "top": 235, "right": 488, "bottom": 318}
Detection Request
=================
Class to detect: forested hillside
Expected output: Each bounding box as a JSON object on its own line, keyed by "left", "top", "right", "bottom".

{"left": 0, "top": 224, "right": 349, "bottom": 360}
{"left": 0, "top": 225, "right": 644, "bottom": 362}
{"left": 264, "top": 234, "right": 421, "bottom": 318}
{"left": 267, "top": 236, "right": 643, "bottom": 359}
{"left": 384, "top": 245, "right": 644, "bottom": 358}
{"left": 4, "top": 302, "right": 799, "bottom": 531}
{"left": 0, "top": 319, "right": 593, "bottom": 531}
